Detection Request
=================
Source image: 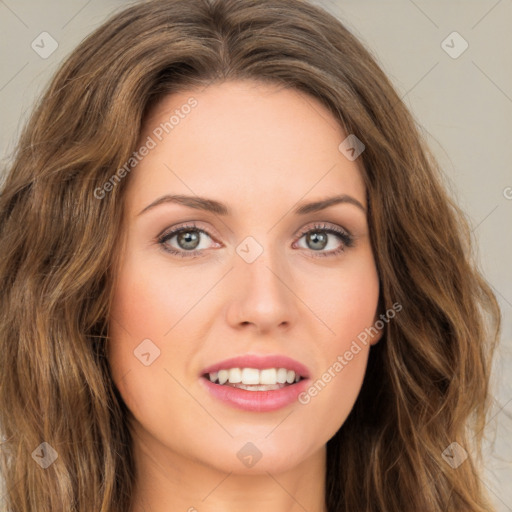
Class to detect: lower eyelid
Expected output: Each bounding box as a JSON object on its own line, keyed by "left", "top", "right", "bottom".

{"left": 158, "top": 225, "right": 352, "bottom": 256}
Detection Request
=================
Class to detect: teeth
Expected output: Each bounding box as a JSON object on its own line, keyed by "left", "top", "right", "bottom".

{"left": 228, "top": 383, "right": 286, "bottom": 391}
{"left": 259, "top": 368, "right": 276, "bottom": 385}
{"left": 241, "top": 368, "right": 260, "bottom": 385}
{"left": 276, "top": 368, "right": 288, "bottom": 384}
{"left": 217, "top": 369, "right": 229, "bottom": 385}
{"left": 207, "top": 367, "right": 302, "bottom": 386}
{"left": 228, "top": 368, "right": 242, "bottom": 383}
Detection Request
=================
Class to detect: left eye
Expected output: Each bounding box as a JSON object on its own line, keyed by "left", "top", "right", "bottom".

{"left": 296, "top": 229, "right": 343, "bottom": 252}
{"left": 293, "top": 223, "right": 354, "bottom": 257}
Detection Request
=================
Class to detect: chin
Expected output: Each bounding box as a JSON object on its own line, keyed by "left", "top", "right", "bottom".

{"left": 195, "top": 436, "right": 319, "bottom": 476}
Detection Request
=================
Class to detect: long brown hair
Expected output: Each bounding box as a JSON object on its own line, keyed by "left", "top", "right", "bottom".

{"left": 0, "top": 0, "right": 501, "bottom": 510}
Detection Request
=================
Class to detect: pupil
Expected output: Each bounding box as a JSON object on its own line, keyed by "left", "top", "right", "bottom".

{"left": 308, "top": 231, "right": 327, "bottom": 250}
{"left": 178, "top": 230, "right": 200, "bottom": 250}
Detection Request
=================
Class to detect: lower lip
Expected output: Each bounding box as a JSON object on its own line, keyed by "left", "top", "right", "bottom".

{"left": 200, "top": 376, "right": 310, "bottom": 412}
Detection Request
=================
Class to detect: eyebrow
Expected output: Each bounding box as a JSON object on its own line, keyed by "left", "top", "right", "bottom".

{"left": 137, "top": 193, "right": 366, "bottom": 217}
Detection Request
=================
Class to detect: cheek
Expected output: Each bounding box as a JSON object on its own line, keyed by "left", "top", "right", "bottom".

{"left": 314, "top": 248, "right": 380, "bottom": 342}
{"left": 296, "top": 310, "right": 376, "bottom": 445}
{"left": 109, "top": 257, "right": 187, "bottom": 339}
{"left": 106, "top": 257, "right": 203, "bottom": 448}
{"left": 296, "top": 348, "right": 369, "bottom": 448}
{"left": 106, "top": 253, "right": 191, "bottom": 398}
{"left": 296, "top": 251, "right": 379, "bottom": 435}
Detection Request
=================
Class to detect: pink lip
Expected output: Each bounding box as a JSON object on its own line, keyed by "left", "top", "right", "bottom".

{"left": 199, "top": 376, "right": 310, "bottom": 412}
{"left": 199, "top": 354, "right": 311, "bottom": 412}
{"left": 201, "top": 354, "right": 311, "bottom": 379}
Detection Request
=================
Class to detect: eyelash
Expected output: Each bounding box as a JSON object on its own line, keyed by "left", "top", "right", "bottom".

{"left": 157, "top": 222, "right": 354, "bottom": 259}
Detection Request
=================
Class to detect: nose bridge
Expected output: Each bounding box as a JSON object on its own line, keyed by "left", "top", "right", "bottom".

{"left": 227, "top": 233, "right": 298, "bottom": 331}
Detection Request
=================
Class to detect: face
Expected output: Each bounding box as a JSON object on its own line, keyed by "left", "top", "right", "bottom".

{"left": 107, "top": 80, "right": 381, "bottom": 476}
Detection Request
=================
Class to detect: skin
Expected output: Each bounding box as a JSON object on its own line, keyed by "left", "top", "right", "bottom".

{"left": 107, "top": 80, "right": 382, "bottom": 512}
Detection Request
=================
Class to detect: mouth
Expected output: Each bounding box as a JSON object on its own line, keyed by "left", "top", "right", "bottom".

{"left": 199, "top": 355, "right": 311, "bottom": 412}
{"left": 202, "top": 367, "right": 306, "bottom": 392}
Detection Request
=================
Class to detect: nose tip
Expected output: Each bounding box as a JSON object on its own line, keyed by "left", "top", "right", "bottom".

{"left": 226, "top": 254, "right": 298, "bottom": 333}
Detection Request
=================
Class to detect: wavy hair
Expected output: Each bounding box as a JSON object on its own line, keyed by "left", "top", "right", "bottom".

{"left": 0, "top": 0, "right": 501, "bottom": 510}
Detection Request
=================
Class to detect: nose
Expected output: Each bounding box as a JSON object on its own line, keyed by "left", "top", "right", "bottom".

{"left": 225, "top": 248, "right": 299, "bottom": 334}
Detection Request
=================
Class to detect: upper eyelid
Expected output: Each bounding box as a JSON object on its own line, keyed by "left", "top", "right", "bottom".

{"left": 158, "top": 221, "right": 350, "bottom": 246}
{"left": 296, "top": 222, "right": 350, "bottom": 237}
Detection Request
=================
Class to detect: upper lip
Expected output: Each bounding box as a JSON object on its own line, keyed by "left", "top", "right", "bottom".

{"left": 201, "top": 354, "right": 311, "bottom": 379}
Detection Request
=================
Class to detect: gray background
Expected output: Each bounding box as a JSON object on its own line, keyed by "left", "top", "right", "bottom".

{"left": 0, "top": 0, "right": 510, "bottom": 509}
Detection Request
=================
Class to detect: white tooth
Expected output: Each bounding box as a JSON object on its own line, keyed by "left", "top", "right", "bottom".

{"left": 260, "top": 368, "right": 277, "bottom": 385}
{"left": 232, "top": 383, "right": 285, "bottom": 391}
{"left": 228, "top": 368, "right": 242, "bottom": 383}
{"left": 215, "top": 367, "right": 299, "bottom": 386}
{"left": 286, "top": 370, "right": 296, "bottom": 384}
{"left": 241, "top": 368, "right": 260, "bottom": 385}
{"left": 217, "top": 369, "right": 229, "bottom": 385}
{"left": 276, "top": 368, "right": 288, "bottom": 384}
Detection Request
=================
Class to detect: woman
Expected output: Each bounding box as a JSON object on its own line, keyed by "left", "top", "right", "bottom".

{"left": 0, "top": 0, "right": 501, "bottom": 510}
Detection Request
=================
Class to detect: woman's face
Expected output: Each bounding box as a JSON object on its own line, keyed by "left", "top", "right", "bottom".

{"left": 107, "top": 80, "right": 381, "bottom": 476}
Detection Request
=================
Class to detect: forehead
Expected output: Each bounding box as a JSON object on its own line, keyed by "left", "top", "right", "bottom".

{"left": 126, "top": 80, "right": 366, "bottom": 215}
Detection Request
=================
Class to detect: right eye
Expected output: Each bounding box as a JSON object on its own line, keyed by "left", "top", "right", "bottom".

{"left": 158, "top": 223, "right": 220, "bottom": 258}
